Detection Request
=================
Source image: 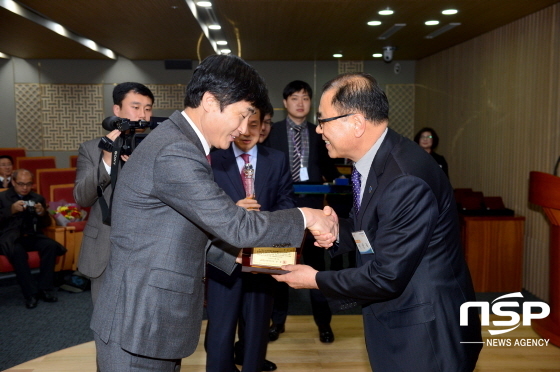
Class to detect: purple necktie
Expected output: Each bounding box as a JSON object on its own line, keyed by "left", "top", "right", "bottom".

{"left": 351, "top": 166, "right": 361, "bottom": 215}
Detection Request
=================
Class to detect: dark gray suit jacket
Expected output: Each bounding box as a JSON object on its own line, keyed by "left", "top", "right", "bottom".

{"left": 316, "top": 128, "right": 482, "bottom": 372}
{"left": 74, "top": 137, "right": 113, "bottom": 279}
{"left": 90, "top": 110, "right": 305, "bottom": 360}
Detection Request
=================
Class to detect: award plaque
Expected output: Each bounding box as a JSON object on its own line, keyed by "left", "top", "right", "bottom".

{"left": 241, "top": 247, "right": 300, "bottom": 274}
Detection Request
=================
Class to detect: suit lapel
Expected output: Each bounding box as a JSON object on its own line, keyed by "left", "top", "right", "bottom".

{"left": 356, "top": 128, "right": 401, "bottom": 227}
{"left": 221, "top": 147, "right": 245, "bottom": 200}
{"left": 255, "top": 145, "right": 270, "bottom": 200}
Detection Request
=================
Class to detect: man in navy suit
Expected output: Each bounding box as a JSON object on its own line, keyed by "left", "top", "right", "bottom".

{"left": 206, "top": 104, "right": 296, "bottom": 372}
{"left": 264, "top": 80, "right": 340, "bottom": 343}
{"left": 276, "top": 73, "right": 482, "bottom": 372}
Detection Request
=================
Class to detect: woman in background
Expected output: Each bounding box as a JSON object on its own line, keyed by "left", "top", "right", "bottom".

{"left": 414, "top": 127, "right": 449, "bottom": 177}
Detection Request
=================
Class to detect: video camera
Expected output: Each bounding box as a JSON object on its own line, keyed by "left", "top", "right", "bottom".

{"left": 23, "top": 200, "right": 36, "bottom": 213}
{"left": 98, "top": 116, "right": 152, "bottom": 156}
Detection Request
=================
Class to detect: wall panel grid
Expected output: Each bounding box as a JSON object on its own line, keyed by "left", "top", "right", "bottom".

{"left": 338, "top": 60, "right": 364, "bottom": 74}
{"left": 146, "top": 84, "right": 186, "bottom": 110}
{"left": 386, "top": 84, "right": 415, "bottom": 139}
{"left": 415, "top": 4, "right": 560, "bottom": 300}
{"left": 15, "top": 84, "right": 42, "bottom": 151}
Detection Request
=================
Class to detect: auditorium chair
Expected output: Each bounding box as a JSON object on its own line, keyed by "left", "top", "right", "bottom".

{"left": 69, "top": 155, "right": 78, "bottom": 168}
{"left": 35, "top": 168, "right": 76, "bottom": 204}
{"left": 16, "top": 156, "right": 57, "bottom": 180}
{"left": 0, "top": 147, "right": 26, "bottom": 163}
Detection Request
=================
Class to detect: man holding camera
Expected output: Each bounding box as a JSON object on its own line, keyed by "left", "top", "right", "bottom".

{"left": 0, "top": 169, "right": 66, "bottom": 308}
{"left": 73, "top": 82, "right": 154, "bottom": 304}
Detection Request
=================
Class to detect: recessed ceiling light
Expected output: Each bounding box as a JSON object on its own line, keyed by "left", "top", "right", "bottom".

{"left": 367, "top": 21, "right": 382, "bottom": 26}
{"left": 220, "top": 49, "right": 231, "bottom": 54}
{"left": 372, "top": 53, "right": 382, "bottom": 58}
{"left": 378, "top": 9, "right": 394, "bottom": 15}
{"left": 442, "top": 9, "right": 458, "bottom": 15}
{"left": 333, "top": 53, "right": 343, "bottom": 58}
{"left": 0, "top": 52, "right": 11, "bottom": 59}
{"left": 216, "top": 40, "right": 228, "bottom": 45}
{"left": 171, "top": 5, "right": 179, "bottom": 9}
{"left": 196, "top": 1, "right": 212, "bottom": 7}
{"left": 208, "top": 25, "right": 221, "bottom": 30}
{"left": 425, "top": 20, "right": 439, "bottom": 26}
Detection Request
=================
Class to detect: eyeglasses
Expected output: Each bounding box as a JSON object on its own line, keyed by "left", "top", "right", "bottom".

{"left": 15, "top": 182, "right": 33, "bottom": 188}
{"left": 316, "top": 113, "right": 356, "bottom": 129}
{"left": 420, "top": 135, "right": 433, "bottom": 139}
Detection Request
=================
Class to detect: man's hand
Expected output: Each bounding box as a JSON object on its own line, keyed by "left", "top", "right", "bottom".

{"left": 102, "top": 130, "right": 129, "bottom": 165}
{"left": 11, "top": 200, "right": 25, "bottom": 214}
{"left": 236, "top": 198, "right": 260, "bottom": 211}
{"left": 272, "top": 264, "right": 319, "bottom": 289}
{"left": 301, "top": 206, "right": 338, "bottom": 248}
{"left": 34, "top": 202, "right": 46, "bottom": 216}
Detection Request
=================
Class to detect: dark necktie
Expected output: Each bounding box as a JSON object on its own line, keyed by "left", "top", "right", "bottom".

{"left": 2, "top": 177, "right": 9, "bottom": 188}
{"left": 291, "top": 126, "right": 303, "bottom": 182}
{"left": 351, "top": 166, "right": 362, "bottom": 215}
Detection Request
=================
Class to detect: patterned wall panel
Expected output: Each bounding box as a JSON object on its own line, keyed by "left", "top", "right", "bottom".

{"left": 15, "top": 84, "right": 42, "bottom": 151}
{"left": 146, "top": 84, "right": 186, "bottom": 110}
{"left": 41, "top": 84, "right": 104, "bottom": 151}
{"left": 386, "top": 84, "right": 415, "bottom": 139}
{"left": 338, "top": 60, "right": 364, "bottom": 74}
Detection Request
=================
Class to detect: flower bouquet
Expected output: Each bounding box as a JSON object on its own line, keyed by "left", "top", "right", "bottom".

{"left": 49, "top": 200, "right": 87, "bottom": 226}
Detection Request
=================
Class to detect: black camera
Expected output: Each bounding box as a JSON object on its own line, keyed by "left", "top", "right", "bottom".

{"left": 23, "top": 200, "right": 36, "bottom": 213}
{"left": 98, "top": 116, "right": 152, "bottom": 156}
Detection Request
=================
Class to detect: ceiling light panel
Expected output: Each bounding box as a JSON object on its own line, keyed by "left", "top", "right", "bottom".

{"left": 378, "top": 23, "right": 406, "bottom": 40}
{"left": 425, "top": 23, "right": 461, "bottom": 39}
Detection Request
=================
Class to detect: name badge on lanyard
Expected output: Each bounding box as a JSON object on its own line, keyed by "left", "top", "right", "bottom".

{"left": 300, "top": 167, "right": 309, "bottom": 181}
{"left": 351, "top": 230, "right": 374, "bottom": 254}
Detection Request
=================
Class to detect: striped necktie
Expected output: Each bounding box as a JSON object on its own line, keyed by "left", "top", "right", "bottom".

{"left": 291, "top": 126, "right": 303, "bottom": 181}
{"left": 351, "top": 166, "right": 362, "bottom": 215}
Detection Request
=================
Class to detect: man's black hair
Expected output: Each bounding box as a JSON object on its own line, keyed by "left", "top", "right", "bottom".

{"left": 282, "top": 80, "right": 313, "bottom": 100}
{"left": 184, "top": 55, "right": 268, "bottom": 112}
{"left": 113, "top": 82, "right": 155, "bottom": 107}
{"left": 0, "top": 155, "right": 14, "bottom": 164}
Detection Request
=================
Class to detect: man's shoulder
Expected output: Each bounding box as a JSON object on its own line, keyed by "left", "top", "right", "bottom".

{"left": 257, "top": 144, "right": 285, "bottom": 162}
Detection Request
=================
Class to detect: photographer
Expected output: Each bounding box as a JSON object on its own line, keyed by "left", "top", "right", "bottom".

{"left": 0, "top": 169, "right": 66, "bottom": 309}
{"left": 73, "top": 82, "right": 154, "bottom": 304}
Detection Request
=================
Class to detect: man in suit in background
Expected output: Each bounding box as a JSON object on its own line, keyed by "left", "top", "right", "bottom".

{"left": 90, "top": 55, "right": 338, "bottom": 372}
{"left": 74, "top": 82, "right": 154, "bottom": 304}
{"left": 0, "top": 169, "right": 66, "bottom": 308}
{"left": 276, "top": 73, "right": 482, "bottom": 372}
{"left": 206, "top": 105, "right": 294, "bottom": 372}
{"left": 0, "top": 155, "right": 14, "bottom": 189}
{"left": 264, "top": 80, "right": 340, "bottom": 343}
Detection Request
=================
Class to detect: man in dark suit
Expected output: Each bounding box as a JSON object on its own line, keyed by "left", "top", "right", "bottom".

{"left": 74, "top": 82, "right": 154, "bottom": 304}
{"left": 0, "top": 169, "right": 66, "bottom": 308}
{"left": 206, "top": 105, "right": 295, "bottom": 372}
{"left": 90, "top": 55, "right": 338, "bottom": 372}
{"left": 276, "top": 73, "right": 482, "bottom": 372}
{"left": 0, "top": 155, "right": 14, "bottom": 189}
{"left": 264, "top": 80, "right": 340, "bottom": 343}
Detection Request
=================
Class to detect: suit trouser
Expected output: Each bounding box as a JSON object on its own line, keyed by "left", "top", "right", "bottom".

{"left": 94, "top": 332, "right": 181, "bottom": 372}
{"left": 206, "top": 264, "right": 274, "bottom": 372}
{"left": 2, "top": 234, "right": 61, "bottom": 298}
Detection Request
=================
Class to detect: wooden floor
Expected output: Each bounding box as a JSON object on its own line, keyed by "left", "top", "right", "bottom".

{"left": 5, "top": 315, "right": 560, "bottom": 372}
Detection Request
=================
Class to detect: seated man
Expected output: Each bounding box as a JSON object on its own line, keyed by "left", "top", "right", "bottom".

{"left": 0, "top": 155, "right": 14, "bottom": 189}
{"left": 0, "top": 169, "right": 66, "bottom": 308}
{"left": 206, "top": 106, "right": 296, "bottom": 372}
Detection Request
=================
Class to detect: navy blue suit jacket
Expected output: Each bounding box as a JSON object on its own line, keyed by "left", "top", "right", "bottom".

{"left": 316, "top": 128, "right": 482, "bottom": 372}
{"left": 210, "top": 145, "right": 295, "bottom": 212}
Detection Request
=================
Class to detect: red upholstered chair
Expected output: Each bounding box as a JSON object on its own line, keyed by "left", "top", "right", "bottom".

{"left": 69, "top": 155, "right": 78, "bottom": 168}
{"left": 0, "top": 147, "right": 26, "bottom": 163}
{"left": 36, "top": 168, "right": 76, "bottom": 204}
{"left": 15, "top": 156, "right": 57, "bottom": 180}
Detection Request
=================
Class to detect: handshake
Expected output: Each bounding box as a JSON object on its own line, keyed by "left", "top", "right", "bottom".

{"left": 301, "top": 206, "right": 338, "bottom": 248}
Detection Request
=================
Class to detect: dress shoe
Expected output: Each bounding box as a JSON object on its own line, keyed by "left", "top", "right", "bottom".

{"left": 37, "top": 290, "right": 58, "bottom": 303}
{"left": 261, "top": 359, "right": 277, "bottom": 371}
{"left": 319, "top": 325, "right": 334, "bottom": 343}
{"left": 25, "top": 296, "right": 38, "bottom": 309}
{"left": 234, "top": 355, "right": 277, "bottom": 372}
{"left": 268, "top": 323, "right": 285, "bottom": 341}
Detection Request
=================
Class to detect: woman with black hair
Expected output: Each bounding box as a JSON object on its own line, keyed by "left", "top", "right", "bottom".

{"left": 414, "top": 127, "right": 449, "bottom": 177}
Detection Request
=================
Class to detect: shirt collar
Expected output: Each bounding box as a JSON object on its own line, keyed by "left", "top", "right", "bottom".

{"left": 181, "top": 110, "right": 211, "bottom": 156}
{"left": 355, "top": 127, "right": 388, "bottom": 179}
{"left": 286, "top": 116, "right": 307, "bottom": 131}
{"left": 232, "top": 143, "right": 258, "bottom": 160}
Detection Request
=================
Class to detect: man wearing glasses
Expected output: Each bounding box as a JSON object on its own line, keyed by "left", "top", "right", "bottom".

{"left": 0, "top": 169, "right": 66, "bottom": 309}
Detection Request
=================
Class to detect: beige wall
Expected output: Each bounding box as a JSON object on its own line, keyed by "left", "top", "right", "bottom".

{"left": 415, "top": 4, "right": 560, "bottom": 300}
